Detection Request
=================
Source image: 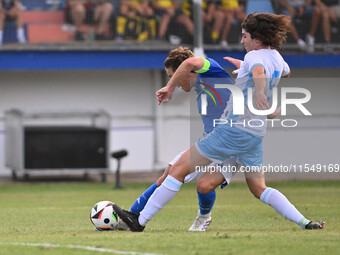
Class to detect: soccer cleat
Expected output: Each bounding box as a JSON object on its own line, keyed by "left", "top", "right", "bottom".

{"left": 112, "top": 204, "right": 145, "bottom": 232}
{"left": 117, "top": 218, "right": 129, "bottom": 231}
{"left": 305, "top": 221, "right": 324, "bottom": 230}
{"left": 188, "top": 210, "right": 212, "bottom": 231}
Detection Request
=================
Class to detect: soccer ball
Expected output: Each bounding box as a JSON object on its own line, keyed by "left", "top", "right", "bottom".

{"left": 90, "top": 201, "right": 119, "bottom": 231}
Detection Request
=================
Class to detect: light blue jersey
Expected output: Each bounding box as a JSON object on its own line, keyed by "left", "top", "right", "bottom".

{"left": 195, "top": 57, "right": 234, "bottom": 134}
{"left": 196, "top": 50, "right": 290, "bottom": 167}
{"left": 222, "top": 49, "right": 290, "bottom": 136}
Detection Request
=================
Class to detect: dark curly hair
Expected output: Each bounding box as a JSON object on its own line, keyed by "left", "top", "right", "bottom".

{"left": 164, "top": 47, "right": 194, "bottom": 71}
{"left": 241, "top": 13, "right": 291, "bottom": 50}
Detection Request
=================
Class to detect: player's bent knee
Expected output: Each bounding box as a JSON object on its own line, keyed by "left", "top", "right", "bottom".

{"left": 156, "top": 174, "right": 166, "bottom": 186}
{"left": 197, "top": 179, "right": 215, "bottom": 194}
{"left": 168, "top": 165, "right": 186, "bottom": 182}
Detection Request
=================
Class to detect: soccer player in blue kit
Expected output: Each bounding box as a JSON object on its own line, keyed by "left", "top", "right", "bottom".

{"left": 114, "top": 13, "right": 324, "bottom": 232}
{"left": 124, "top": 46, "right": 236, "bottom": 231}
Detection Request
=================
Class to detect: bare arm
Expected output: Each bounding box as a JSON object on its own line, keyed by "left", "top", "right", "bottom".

{"left": 282, "top": 72, "right": 291, "bottom": 78}
{"left": 156, "top": 57, "right": 205, "bottom": 104}
{"left": 252, "top": 65, "right": 270, "bottom": 110}
{"left": 267, "top": 107, "right": 281, "bottom": 119}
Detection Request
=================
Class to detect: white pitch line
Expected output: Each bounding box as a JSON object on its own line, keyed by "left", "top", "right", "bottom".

{"left": 0, "top": 242, "right": 166, "bottom": 255}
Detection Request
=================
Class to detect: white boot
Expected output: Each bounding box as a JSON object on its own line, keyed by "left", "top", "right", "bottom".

{"left": 188, "top": 210, "right": 212, "bottom": 231}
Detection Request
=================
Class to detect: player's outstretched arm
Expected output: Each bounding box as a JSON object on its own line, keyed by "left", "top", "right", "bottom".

{"left": 156, "top": 57, "right": 205, "bottom": 104}
{"left": 156, "top": 86, "right": 173, "bottom": 105}
{"left": 224, "top": 57, "right": 243, "bottom": 74}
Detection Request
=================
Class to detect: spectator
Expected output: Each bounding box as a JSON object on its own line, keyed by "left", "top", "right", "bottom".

{"left": 313, "top": 0, "right": 338, "bottom": 52}
{"left": 66, "top": 0, "right": 114, "bottom": 41}
{"left": 279, "top": 0, "right": 315, "bottom": 51}
{"left": 116, "top": 0, "right": 156, "bottom": 41}
{"left": 331, "top": 1, "right": 340, "bottom": 18}
{"left": 93, "top": 0, "right": 114, "bottom": 40}
{"left": 302, "top": 0, "right": 338, "bottom": 52}
{"left": 152, "top": 0, "right": 193, "bottom": 41}
{"left": 203, "top": 1, "right": 225, "bottom": 44}
{"left": 0, "top": 0, "right": 26, "bottom": 45}
{"left": 218, "top": 0, "right": 246, "bottom": 48}
{"left": 120, "top": 0, "right": 153, "bottom": 17}
{"left": 181, "top": 0, "right": 225, "bottom": 44}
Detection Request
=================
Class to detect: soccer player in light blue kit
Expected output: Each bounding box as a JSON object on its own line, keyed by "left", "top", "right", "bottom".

{"left": 114, "top": 13, "right": 324, "bottom": 231}
{"left": 127, "top": 46, "right": 235, "bottom": 231}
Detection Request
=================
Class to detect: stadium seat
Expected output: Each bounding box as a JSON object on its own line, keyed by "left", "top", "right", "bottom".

{"left": 27, "top": 24, "right": 74, "bottom": 43}
{"left": 246, "top": 0, "right": 275, "bottom": 15}
{"left": 22, "top": 11, "right": 64, "bottom": 24}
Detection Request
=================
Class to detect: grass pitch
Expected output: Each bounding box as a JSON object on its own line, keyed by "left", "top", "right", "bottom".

{"left": 0, "top": 180, "right": 339, "bottom": 255}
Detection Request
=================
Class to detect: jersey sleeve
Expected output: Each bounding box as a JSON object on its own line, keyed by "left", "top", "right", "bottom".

{"left": 282, "top": 60, "right": 290, "bottom": 77}
{"left": 244, "top": 51, "right": 265, "bottom": 74}
{"left": 194, "top": 57, "right": 211, "bottom": 74}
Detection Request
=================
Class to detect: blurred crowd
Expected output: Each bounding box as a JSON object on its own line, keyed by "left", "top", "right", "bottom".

{"left": 1, "top": 0, "right": 340, "bottom": 51}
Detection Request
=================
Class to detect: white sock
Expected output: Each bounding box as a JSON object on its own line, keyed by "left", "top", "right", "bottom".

{"left": 139, "top": 175, "right": 182, "bottom": 226}
{"left": 17, "top": 28, "right": 26, "bottom": 43}
{"left": 260, "top": 187, "right": 310, "bottom": 229}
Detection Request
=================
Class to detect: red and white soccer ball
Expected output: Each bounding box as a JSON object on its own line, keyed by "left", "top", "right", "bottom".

{"left": 90, "top": 201, "right": 119, "bottom": 231}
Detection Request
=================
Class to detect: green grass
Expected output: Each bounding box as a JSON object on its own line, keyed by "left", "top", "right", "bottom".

{"left": 0, "top": 181, "right": 340, "bottom": 255}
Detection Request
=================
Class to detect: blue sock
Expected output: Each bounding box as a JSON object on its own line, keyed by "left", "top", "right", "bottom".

{"left": 130, "top": 182, "right": 158, "bottom": 213}
{"left": 197, "top": 190, "right": 216, "bottom": 215}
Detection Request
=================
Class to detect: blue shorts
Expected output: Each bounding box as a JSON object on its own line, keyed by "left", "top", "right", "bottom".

{"left": 195, "top": 125, "right": 263, "bottom": 167}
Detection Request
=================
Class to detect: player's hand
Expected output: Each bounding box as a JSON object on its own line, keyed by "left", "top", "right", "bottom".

{"left": 256, "top": 91, "right": 270, "bottom": 110}
{"left": 156, "top": 86, "right": 174, "bottom": 105}
{"left": 267, "top": 107, "right": 281, "bottom": 119}
{"left": 224, "top": 57, "right": 242, "bottom": 69}
{"left": 224, "top": 57, "right": 243, "bottom": 74}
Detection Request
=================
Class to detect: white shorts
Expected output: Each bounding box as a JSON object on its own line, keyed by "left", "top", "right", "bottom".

{"left": 168, "top": 151, "right": 238, "bottom": 186}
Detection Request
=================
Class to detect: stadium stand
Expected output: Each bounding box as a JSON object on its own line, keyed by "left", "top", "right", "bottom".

{"left": 0, "top": 0, "right": 338, "bottom": 51}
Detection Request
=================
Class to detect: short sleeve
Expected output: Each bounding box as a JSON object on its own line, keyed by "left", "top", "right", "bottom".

{"left": 244, "top": 51, "right": 265, "bottom": 73}
{"left": 282, "top": 61, "right": 290, "bottom": 77}
{"left": 195, "top": 58, "right": 211, "bottom": 74}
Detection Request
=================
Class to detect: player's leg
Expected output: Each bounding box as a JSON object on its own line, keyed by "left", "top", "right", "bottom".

{"left": 189, "top": 157, "right": 237, "bottom": 231}
{"left": 245, "top": 171, "right": 324, "bottom": 230}
{"left": 138, "top": 146, "right": 210, "bottom": 225}
{"left": 129, "top": 154, "right": 218, "bottom": 226}
{"left": 129, "top": 149, "right": 185, "bottom": 214}
{"left": 188, "top": 170, "right": 223, "bottom": 231}
{"left": 129, "top": 164, "right": 170, "bottom": 214}
{"left": 112, "top": 145, "right": 212, "bottom": 231}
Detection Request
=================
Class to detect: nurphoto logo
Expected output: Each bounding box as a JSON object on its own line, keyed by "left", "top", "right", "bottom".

{"left": 200, "top": 84, "right": 312, "bottom": 128}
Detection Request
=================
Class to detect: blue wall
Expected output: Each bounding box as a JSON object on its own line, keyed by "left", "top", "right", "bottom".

{"left": 1, "top": 50, "right": 339, "bottom": 70}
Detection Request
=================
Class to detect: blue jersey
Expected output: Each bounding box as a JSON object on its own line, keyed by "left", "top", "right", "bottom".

{"left": 195, "top": 57, "right": 233, "bottom": 134}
